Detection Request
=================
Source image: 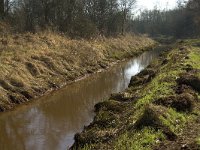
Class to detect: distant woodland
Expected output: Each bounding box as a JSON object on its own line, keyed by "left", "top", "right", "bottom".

{"left": 0, "top": 0, "right": 199, "bottom": 38}
{"left": 133, "top": 0, "right": 200, "bottom": 38}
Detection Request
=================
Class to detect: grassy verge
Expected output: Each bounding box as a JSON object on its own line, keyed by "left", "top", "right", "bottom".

{"left": 72, "top": 39, "right": 200, "bottom": 150}
{"left": 0, "top": 32, "right": 155, "bottom": 112}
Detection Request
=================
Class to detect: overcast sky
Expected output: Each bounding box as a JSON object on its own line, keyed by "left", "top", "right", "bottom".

{"left": 136, "top": 0, "right": 180, "bottom": 10}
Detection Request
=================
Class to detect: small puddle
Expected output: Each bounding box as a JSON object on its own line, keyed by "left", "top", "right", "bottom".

{"left": 0, "top": 48, "right": 162, "bottom": 150}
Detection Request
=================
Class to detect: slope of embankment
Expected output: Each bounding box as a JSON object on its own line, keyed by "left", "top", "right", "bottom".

{"left": 0, "top": 33, "right": 155, "bottom": 112}
{"left": 72, "top": 39, "right": 200, "bottom": 150}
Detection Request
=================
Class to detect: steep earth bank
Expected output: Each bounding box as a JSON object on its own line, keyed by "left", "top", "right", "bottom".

{"left": 0, "top": 33, "right": 155, "bottom": 112}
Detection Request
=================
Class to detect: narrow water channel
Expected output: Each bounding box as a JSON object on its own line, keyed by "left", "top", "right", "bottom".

{"left": 0, "top": 48, "right": 161, "bottom": 150}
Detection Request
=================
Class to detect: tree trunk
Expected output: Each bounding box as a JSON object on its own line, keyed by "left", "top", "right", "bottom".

{"left": 5, "top": 0, "right": 8, "bottom": 16}
{"left": 0, "top": 0, "right": 4, "bottom": 19}
{"left": 121, "top": 9, "right": 126, "bottom": 35}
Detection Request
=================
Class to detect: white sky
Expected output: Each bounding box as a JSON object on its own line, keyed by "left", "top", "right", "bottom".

{"left": 136, "top": 0, "right": 180, "bottom": 10}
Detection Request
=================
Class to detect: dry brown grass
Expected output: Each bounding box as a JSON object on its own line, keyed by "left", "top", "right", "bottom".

{"left": 0, "top": 32, "right": 155, "bottom": 111}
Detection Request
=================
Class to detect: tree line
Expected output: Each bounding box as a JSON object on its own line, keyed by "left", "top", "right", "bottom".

{"left": 0, "top": 0, "right": 199, "bottom": 38}
{"left": 0, "top": 0, "right": 136, "bottom": 38}
{"left": 132, "top": 0, "right": 200, "bottom": 38}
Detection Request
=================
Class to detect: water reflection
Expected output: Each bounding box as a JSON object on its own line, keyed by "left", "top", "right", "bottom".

{"left": 0, "top": 49, "right": 160, "bottom": 150}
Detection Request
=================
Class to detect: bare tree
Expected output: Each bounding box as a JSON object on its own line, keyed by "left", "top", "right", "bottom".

{"left": 1, "top": 0, "right": 138, "bottom": 37}
{"left": 119, "top": 0, "right": 136, "bottom": 35}
{"left": 5, "top": 0, "right": 9, "bottom": 15}
{"left": 0, "top": 0, "right": 4, "bottom": 18}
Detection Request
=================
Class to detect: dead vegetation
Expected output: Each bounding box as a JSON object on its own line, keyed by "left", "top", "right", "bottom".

{"left": 0, "top": 32, "right": 155, "bottom": 112}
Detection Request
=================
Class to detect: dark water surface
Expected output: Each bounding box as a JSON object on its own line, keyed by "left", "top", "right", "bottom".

{"left": 0, "top": 49, "right": 161, "bottom": 150}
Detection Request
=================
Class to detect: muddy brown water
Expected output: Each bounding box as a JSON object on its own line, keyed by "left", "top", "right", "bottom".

{"left": 0, "top": 48, "right": 162, "bottom": 150}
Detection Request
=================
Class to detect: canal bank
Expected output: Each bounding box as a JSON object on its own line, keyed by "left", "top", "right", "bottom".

{"left": 72, "top": 39, "right": 200, "bottom": 150}
{"left": 0, "top": 33, "right": 155, "bottom": 112}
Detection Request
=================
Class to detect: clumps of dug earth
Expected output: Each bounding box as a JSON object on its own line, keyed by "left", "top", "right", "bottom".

{"left": 109, "top": 92, "right": 134, "bottom": 102}
{"left": 72, "top": 65, "right": 160, "bottom": 149}
{"left": 159, "top": 71, "right": 197, "bottom": 122}
{"left": 71, "top": 40, "right": 200, "bottom": 150}
{"left": 73, "top": 127, "right": 115, "bottom": 149}
{"left": 134, "top": 105, "right": 177, "bottom": 141}
{"left": 154, "top": 93, "right": 196, "bottom": 112}
{"left": 177, "top": 70, "right": 200, "bottom": 93}
{"left": 159, "top": 66, "right": 200, "bottom": 114}
{"left": 127, "top": 51, "right": 200, "bottom": 148}
{"left": 72, "top": 100, "right": 126, "bottom": 149}
{"left": 94, "top": 100, "right": 125, "bottom": 113}
{"left": 129, "top": 68, "right": 156, "bottom": 87}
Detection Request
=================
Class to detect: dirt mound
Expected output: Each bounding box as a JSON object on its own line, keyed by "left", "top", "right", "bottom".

{"left": 134, "top": 105, "right": 177, "bottom": 140}
{"left": 129, "top": 68, "right": 156, "bottom": 87}
{"left": 176, "top": 84, "right": 199, "bottom": 100}
{"left": 93, "top": 111, "right": 119, "bottom": 128}
{"left": 134, "top": 105, "right": 165, "bottom": 129}
{"left": 109, "top": 92, "right": 134, "bottom": 102}
{"left": 177, "top": 72, "right": 200, "bottom": 93}
{"left": 73, "top": 110, "right": 120, "bottom": 148}
{"left": 73, "top": 128, "right": 115, "bottom": 149}
{"left": 94, "top": 100, "right": 124, "bottom": 113}
{"left": 154, "top": 93, "right": 196, "bottom": 112}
